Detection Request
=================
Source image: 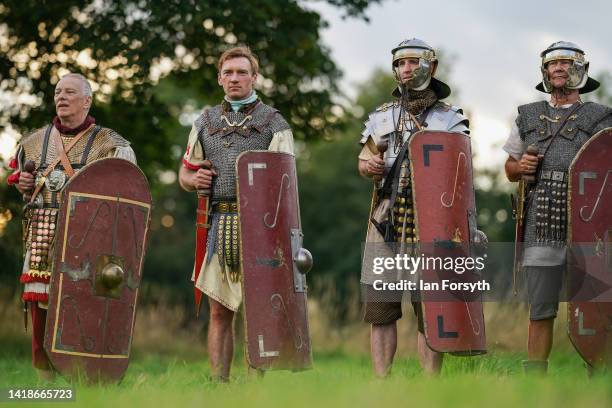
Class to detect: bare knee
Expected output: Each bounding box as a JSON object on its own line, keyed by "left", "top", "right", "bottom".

{"left": 530, "top": 318, "right": 554, "bottom": 330}
{"left": 371, "top": 322, "right": 396, "bottom": 332}
{"left": 209, "top": 299, "right": 234, "bottom": 326}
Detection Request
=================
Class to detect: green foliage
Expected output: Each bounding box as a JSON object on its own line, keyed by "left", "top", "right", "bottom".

{"left": 0, "top": 0, "right": 381, "bottom": 296}
{"left": 353, "top": 67, "right": 398, "bottom": 117}
{"left": 298, "top": 134, "right": 371, "bottom": 318}
{"left": 0, "top": 0, "right": 382, "bottom": 152}
{"left": 139, "top": 185, "right": 198, "bottom": 309}
{"left": 297, "top": 68, "right": 401, "bottom": 318}
{"left": 473, "top": 168, "right": 515, "bottom": 242}
{"left": 0, "top": 183, "right": 23, "bottom": 288}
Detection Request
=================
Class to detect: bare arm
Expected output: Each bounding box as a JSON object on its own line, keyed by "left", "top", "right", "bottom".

{"left": 505, "top": 156, "right": 521, "bottom": 182}
{"left": 178, "top": 165, "right": 196, "bottom": 192}
{"left": 358, "top": 159, "right": 369, "bottom": 178}
{"left": 505, "top": 154, "right": 539, "bottom": 182}
{"left": 357, "top": 137, "right": 385, "bottom": 180}
{"left": 178, "top": 160, "right": 216, "bottom": 192}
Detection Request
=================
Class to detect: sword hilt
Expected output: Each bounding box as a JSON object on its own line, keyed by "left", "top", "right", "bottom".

{"left": 522, "top": 144, "right": 539, "bottom": 185}
{"left": 373, "top": 141, "right": 388, "bottom": 182}
{"left": 22, "top": 160, "right": 36, "bottom": 202}
{"left": 197, "top": 188, "right": 211, "bottom": 197}
{"left": 197, "top": 159, "right": 214, "bottom": 197}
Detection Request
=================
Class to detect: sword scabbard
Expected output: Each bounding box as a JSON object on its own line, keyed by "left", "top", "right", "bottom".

{"left": 23, "top": 301, "right": 28, "bottom": 333}
{"left": 193, "top": 190, "right": 211, "bottom": 318}
{"left": 512, "top": 180, "right": 528, "bottom": 295}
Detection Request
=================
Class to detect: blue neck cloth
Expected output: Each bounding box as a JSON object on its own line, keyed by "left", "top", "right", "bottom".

{"left": 226, "top": 91, "right": 258, "bottom": 112}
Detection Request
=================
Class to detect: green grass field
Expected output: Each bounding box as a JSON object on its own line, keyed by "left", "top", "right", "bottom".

{"left": 1, "top": 345, "right": 610, "bottom": 408}
{"left": 1, "top": 296, "right": 609, "bottom": 407}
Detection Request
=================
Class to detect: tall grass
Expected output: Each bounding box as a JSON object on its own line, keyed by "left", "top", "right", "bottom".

{"left": 0, "top": 289, "right": 581, "bottom": 360}
{"left": 1, "top": 291, "right": 609, "bottom": 408}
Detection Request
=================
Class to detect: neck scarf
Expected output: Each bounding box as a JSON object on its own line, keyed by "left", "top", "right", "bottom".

{"left": 53, "top": 115, "right": 95, "bottom": 135}
{"left": 399, "top": 88, "right": 438, "bottom": 115}
{"left": 225, "top": 91, "right": 258, "bottom": 112}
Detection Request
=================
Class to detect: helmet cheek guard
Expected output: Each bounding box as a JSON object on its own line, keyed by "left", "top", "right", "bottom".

{"left": 393, "top": 58, "right": 433, "bottom": 90}
{"left": 410, "top": 59, "right": 433, "bottom": 90}
{"left": 566, "top": 60, "right": 588, "bottom": 90}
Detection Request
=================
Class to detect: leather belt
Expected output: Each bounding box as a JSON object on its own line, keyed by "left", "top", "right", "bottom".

{"left": 212, "top": 202, "right": 238, "bottom": 213}
{"left": 541, "top": 170, "right": 567, "bottom": 182}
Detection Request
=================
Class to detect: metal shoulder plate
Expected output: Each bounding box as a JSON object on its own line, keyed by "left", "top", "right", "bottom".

{"left": 426, "top": 102, "right": 470, "bottom": 134}
{"left": 361, "top": 101, "right": 399, "bottom": 144}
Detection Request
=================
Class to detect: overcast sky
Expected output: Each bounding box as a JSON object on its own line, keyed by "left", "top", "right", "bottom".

{"left": 308, "top": 0, "right": 612, "bottom": 169}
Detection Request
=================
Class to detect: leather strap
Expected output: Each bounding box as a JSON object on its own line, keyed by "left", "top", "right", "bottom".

{"left": 28, "top": 124, "right": 94, "bottom": 205}
{"left": 51, "top": 128, "right": 75, "bottom": 177}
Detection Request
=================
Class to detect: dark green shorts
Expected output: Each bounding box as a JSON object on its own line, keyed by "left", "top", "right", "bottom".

{"left": 362, "top": 284, "right": 424, "bottom": 333}
{"left": 525, "top": 264, "right": 565, "bottom": 320}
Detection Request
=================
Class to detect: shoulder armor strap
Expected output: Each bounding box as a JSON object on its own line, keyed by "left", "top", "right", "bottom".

{"left": 375, "top": 101, "right": 396, "bottom": 112}
{"left": 195, "top": 106, "right": 218, "bottom": 134}
{"left": 255, "top": 102, "right": 279, "bottom": 114}
{"left": 436, "top": 101, "right": 452, "bottom": 112}
{"left": 360, "top": 119, "right": 373, "bottom": 144}
{"left": 448, "top": 108, "right": 470, "bottom": 134}
{"left": 432, "top": 101, "right": 463, "bottom": 114}
{"left": 79, "top": 125, "right": 103, "bottom": 165}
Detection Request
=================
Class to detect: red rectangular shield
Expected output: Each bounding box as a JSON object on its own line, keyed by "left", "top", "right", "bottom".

{"left": 567, "top": 127, "right": 612, "bottom": 368}
{"left": 409, "top": 130, "right": 486, "bottom": 355}
{"left": 45, "top": 158, "right": 152, "bottom": 382}
{"left": 236, "top": 151, "right": 312, "bottom": 371}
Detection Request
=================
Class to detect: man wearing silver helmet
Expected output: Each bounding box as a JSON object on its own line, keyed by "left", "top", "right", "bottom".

{"left": 358, "top": 38, "right": 470, "bottom": 376}
{"left": 503, "top": 41, "right": 612, "bottom": 374}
